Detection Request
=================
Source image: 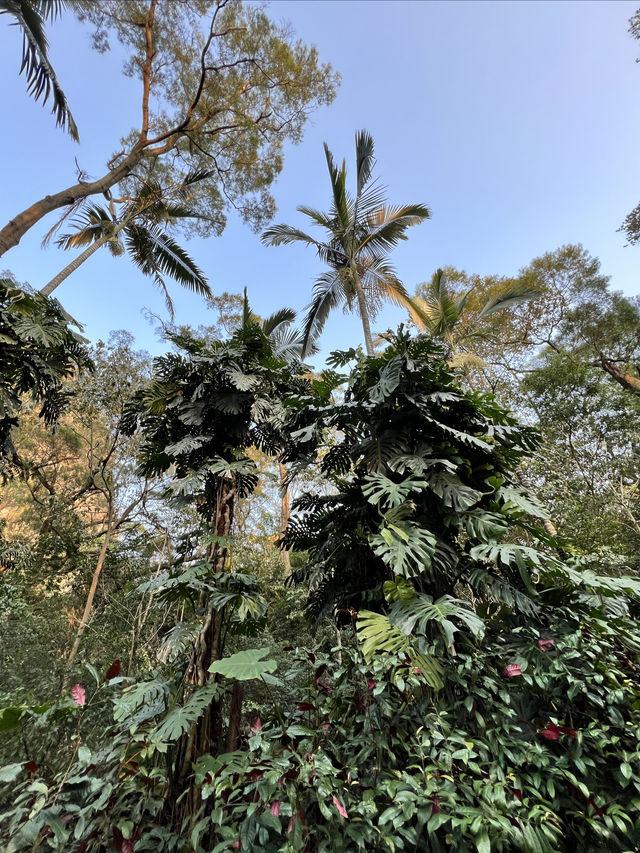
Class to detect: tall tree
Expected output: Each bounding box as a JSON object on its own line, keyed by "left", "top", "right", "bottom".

{"left": 261, "top": 130, "right": 430, "bottom": 356}
{"left": 0, "top": 0, "right": 338, "bottom": 257}
{"left": 0, "top": 0, "right": 78, "bottom": 140}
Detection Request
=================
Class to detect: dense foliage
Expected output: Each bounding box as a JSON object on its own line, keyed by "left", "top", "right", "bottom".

{"left": 2, "top": 327, "right": 639, "bottom": 852}
{"left": 0, "top": 277, "right": 91, "bottom": 455}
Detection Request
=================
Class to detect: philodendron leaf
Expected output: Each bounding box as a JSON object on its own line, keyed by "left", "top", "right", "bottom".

{"left": 208, "top": 647, "right": 277, "bottom": 681}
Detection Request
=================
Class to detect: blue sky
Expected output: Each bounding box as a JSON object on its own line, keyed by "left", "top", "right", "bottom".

{"left": 1, "top": 0, "right": 638, "bottom": 362}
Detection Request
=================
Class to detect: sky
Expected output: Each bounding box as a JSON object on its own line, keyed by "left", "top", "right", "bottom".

{"left": 1, "top": 0, "right": 639, "bottom": 363}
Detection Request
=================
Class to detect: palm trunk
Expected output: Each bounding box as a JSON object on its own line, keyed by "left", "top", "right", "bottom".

{"left": 41, "top": 236, "right": 112, "bottom": 296}
{"left": 0, "top": 149, "right": 142, "bottom": 258}
{"left": 353, "top": 271, "right": 374, "bottom": 356}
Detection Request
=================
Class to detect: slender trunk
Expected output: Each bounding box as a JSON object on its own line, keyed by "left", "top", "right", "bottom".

{"left": 0, "top": 148, "right": 143, "bottom": 258}
{"left": 41, "top": 236, "right": 111, "bottom": 296}
{"left": 279, "top": 461, "right": 291, "bottom": 572}
{"left": 64, "top": 514, "right": 114, "bottom": 681}
{"left": 353, "top": 270, "right": 374, "bottom": 356}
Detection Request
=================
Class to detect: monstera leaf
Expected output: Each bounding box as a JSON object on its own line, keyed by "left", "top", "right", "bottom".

{"left": 209, "top": 648, "right": 277, "bottom": 681}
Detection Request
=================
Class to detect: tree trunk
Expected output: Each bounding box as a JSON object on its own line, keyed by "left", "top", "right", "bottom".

{"left": 0, "top": 148, "right": 142, "bottom": 258}
{"left": 598, "top": 356, "right": 640, "bottom": 396}
{"left": 279, "top": 461, "right": 291, "bottom": 572}
{"left": 41, "top": 236, "right": 111, "bottom": 296}
{"left": 64, "top": 514, "right": 114, "bottom": 682}
{"left": 167, "top": 477, "right": 236, "bottom": 819}
{"left": 353, "top": 271, "right": 374, "bottom": 356}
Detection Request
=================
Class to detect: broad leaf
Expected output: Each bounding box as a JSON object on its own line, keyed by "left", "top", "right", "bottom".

{"left": 208, "top": 647, "right": 278, "bottom": 681}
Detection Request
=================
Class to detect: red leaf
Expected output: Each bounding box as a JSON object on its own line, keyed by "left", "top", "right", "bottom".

{"left": 559, "top": 725, "right": 578, "bottom": 738}
{"left": 24, "top": 760, "right": 38, "bottom": 774}
{"left": 539, "top": 721, "right": 560, "bottom": 740}
{"left": 502, "top": 664, "right": 522, "bottom": 678}
{"left": 537, "top": 638, "right": 555, "bottom": 651}
{"left": 296, "top": 702, "right": 315, "bottom": 711}
{"left": 367, "top": 679, "right": 376, "bottom": 690}
{"left": 105, "top": 659, "right": 121, "bottom": 680}
{"left": 316, "top": 679, "right": 333, "bottom": 694}
{"left": 251, "top": 717, "right": 262, "bottom": 733}
{"left": 332, "top": 795, "right": 348, "bottom": 819}
{"left": 270, "top": 800, "right": 281, "bottom": 816}
{"left": 71, "top": 684, "right": 86, "bottom": 706}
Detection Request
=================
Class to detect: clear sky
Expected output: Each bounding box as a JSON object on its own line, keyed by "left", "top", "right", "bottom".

{"left": 1, "top": 0, "right": 638, "bottom": 362}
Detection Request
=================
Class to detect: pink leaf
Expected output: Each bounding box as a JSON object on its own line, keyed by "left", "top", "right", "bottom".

{"left": 251, "top": 717, "right": 262, "bottom": 733}
{"left": 332, "top": 795, "right": 348, "bottom": 819}
{"left": 537, "top": 638, "right": 554, "bottom": 651}
{"left": 367, "top": 679, "right": 376, "bottom": 690}
{"left": 71, "top": 684, "right": 86, "bottom": 706}
{"left": 559, "top": 725, "right": 578, "bottom": 738}
{"left": 539, "top": 721, "right": 560, "bottom": 740}
{"left": 270, "top": 800, "right": 280, "bottom": 816}
{"left": 502, "top": 664, "right": 522, "bottom": 678}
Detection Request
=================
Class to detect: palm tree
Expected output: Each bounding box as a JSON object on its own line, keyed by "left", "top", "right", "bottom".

{"left": 40, "top": 172, "right": 212, "bottom": 315}
{"left": 1, "top": 0, "right": 78, "bottom": 140}
{"left": 413, "top": 268, "right": 539, "bottom": 368}
{"left": 261, "top": 130, "right": 431, "bottom": 357}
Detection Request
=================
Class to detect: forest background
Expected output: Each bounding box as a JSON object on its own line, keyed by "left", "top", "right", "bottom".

{"left": 0, "top": 1, "right": 639, "bottom": 852}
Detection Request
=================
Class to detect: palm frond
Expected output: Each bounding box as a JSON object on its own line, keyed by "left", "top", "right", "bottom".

{"left": 323, "top": 142, "right": 350, "bottom": 230}
{"left": 260, "top": 224, "right": 322, "bottom": 248}
{"left": 2, "top": 0, "right": 78, "bottom": 140}
{"left": 354, "top": 129, "right": 375, "bottom": 196}
{"left": 55, "top": 205, "right": 115, "bottom": 250}
{"left": 261, "top": 306, "right": 296, "bottom": 336}
{"left": 301, "top": 270, "right": 345, "bottom": 357}
{"left": 297, "top": 206, "right": 335, "bottom": 229}
{"left": 125, "top": 224, "right": 211, "bottom": 298}
{"left": 360, "top": 204, "right": 431, "bottom": 251}
{"left": 477, "top": 286, "right": 540, "bottom": 320}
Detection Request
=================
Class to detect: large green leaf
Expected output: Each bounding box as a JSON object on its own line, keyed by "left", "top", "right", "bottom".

{"left": 389, "top": 593, "right": 485, "bottom": 648}
{"left": 357, "top": 611, "right": 443, "bottom": 689}
{"left": 370, "top": 519, "right": 436, "bottom": 576}
{"left": 362, "top": 472, "right": 428, "bottom": 508}
{"left": 151, "top": 681, "right": 221, "bottom": 747}
{"left": 208, "top": 647, "right": 278, "bottom": 681}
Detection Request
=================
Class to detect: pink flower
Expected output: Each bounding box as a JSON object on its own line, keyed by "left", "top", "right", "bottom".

{"left": 413, "top": 667, "right": 423, "bottom": 675}
{"left": 333, "top": 795, "right": 348, "bottom": 819}
{"left": 502, "top": 664, "right": 522, "bottom": 678}
{"left": 270, "top": 800, "right": 280, "bottom": 816}
{"left": 71, "top": 684, "right": 86, "bottom": 706}
{"left": 537, "top": 639, "right": 554, "bottom": 651}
